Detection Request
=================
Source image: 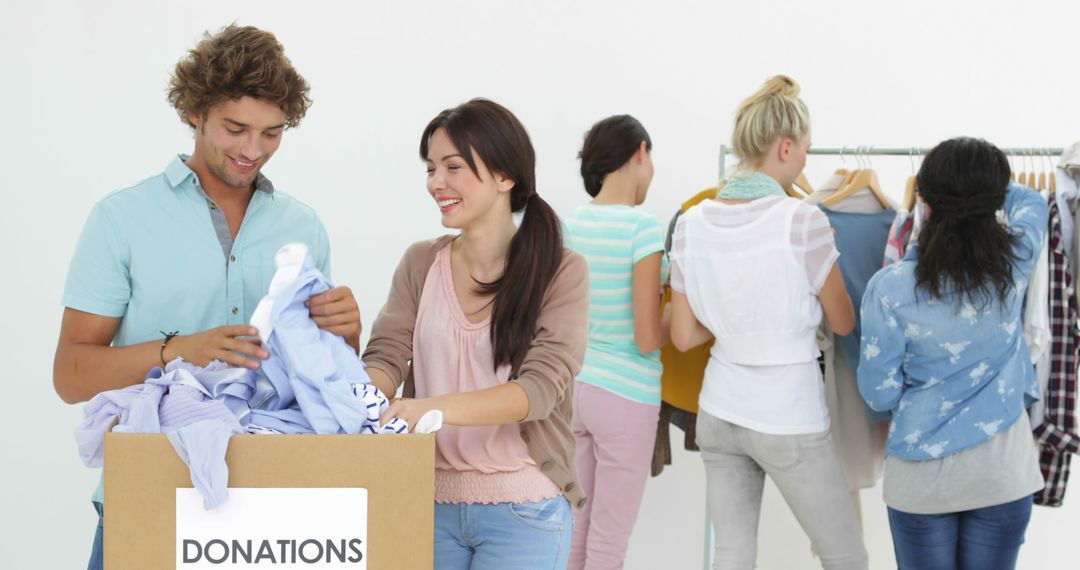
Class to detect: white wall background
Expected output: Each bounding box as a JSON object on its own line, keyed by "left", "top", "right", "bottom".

{"left": 2, "top": 1, "right": 1079, "bottom": 567}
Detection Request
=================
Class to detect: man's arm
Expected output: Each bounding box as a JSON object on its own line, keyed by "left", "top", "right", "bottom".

{"left": 54, "top": 309, "right": 152, "bottom": 404}
{"left": 53, "top": 308, "right": 268, "bottom": 404}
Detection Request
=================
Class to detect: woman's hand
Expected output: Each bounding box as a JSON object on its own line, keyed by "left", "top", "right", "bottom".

{"left": 380, "top": 398, "right": 439, "bottom": 432}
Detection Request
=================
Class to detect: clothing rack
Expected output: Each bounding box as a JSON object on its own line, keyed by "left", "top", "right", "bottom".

{"left": 718, "top": 145, "right": 1066, "bottom": 181}
{"left": 701, "top": 143, "right": 1065, "bottom": 570}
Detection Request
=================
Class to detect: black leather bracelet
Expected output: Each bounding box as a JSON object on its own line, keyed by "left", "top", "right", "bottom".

{"left": 160, "top": 330, "right": 180, "bottom": 367}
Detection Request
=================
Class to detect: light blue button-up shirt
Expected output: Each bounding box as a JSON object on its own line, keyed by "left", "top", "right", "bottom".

{"left": 63, "top": 155, "right": 332, "bottom": 501}
{"left": 858, "top": 184, "right": 1047, "bottom": 461}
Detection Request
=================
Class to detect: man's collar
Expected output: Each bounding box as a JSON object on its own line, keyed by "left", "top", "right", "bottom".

{"left": 164, "top": 154, "right": 195, "bottom": 188}
{"left": 165, "top": 154, "right": 275, "bottom": 194}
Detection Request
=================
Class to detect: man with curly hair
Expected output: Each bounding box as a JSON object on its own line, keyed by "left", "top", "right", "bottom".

{"left": 53, "top": 25, "right": 362, "bottom": 570}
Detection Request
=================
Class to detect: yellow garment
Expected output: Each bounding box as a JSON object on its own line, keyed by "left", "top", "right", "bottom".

{"left": 659, "top": 186, "right": 720, "bottom": 413}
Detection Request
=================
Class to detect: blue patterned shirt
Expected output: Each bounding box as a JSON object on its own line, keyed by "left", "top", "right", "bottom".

{"left": 858, "top": 184, "right": 1047, "bottom": 460}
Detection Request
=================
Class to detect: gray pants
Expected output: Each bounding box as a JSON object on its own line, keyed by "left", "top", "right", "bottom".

{"left": 696, "top": 412, "right": 869, "bottom": 570}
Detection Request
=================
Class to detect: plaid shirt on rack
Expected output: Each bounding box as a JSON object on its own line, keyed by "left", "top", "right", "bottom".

{"left": 1033, "top": 196, "right": 1080, "bottom": 507}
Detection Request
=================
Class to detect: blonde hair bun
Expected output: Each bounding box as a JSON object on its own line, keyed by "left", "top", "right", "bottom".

{"left": 731, "top": 75, "right": 809, "bottom": 166}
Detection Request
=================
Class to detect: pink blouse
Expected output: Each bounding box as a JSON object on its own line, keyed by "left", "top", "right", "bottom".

{"left": 412, "top": 244, "right": 561, "bottom": 504}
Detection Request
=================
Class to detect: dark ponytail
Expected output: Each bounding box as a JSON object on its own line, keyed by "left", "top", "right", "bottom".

{"left": 914, "top": 137, "right": 1021, "bottom": 307}
{"left": 578, "top": 114, "right": 652, "bottom": 197}
{"left": 419, "top": 98, "right": 563, "bottom": 372}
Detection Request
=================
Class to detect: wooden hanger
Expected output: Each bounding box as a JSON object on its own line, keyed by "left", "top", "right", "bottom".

{"left": 1022, "top": 151, "right": 1036, "bottom": 188}
{"left": 823, "top": 168, "right": 852, "bottom": 191}
{"left": 1038, "top": 149, "right": 1050, "bottom": 191}
{"left": 823, "top": 168, "right": 891, "bottom": 209}
{"left": 902, "top": 176, "right": 917, "bottom": 211}
{"left": 795, "top": 171, "right": 814, "bottom": 194}
{"left": 787, "top": 172, "right": 813, "bottom": 198}
{"left": 1049, "top": 151, "right": 1058, "bottom": 193}
{"left": 839, "top": 168, "right": 857, "bottom": 189}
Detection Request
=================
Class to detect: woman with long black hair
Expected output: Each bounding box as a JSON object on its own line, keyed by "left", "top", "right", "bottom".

{"left": 859, "top": 137, "right": 1048, "bottom": 569}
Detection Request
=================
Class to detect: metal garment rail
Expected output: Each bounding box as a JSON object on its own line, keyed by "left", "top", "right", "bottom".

{"left": 718, "top": 144, "right": 1066, "bottom": 180}
{"left": 699, "top": 144, "right": 1064, "bottom": 570}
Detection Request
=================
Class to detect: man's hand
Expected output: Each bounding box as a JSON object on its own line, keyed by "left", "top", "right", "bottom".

{"left": 165, "top": 325, "right": 268, "bottom": 369}
{"left": 307, "top": 286, "right": 362, "bottom": 350}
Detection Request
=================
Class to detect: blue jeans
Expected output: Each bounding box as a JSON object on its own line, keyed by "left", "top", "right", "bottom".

{"left": 888, "top": 495, "right": 1033, "bottom": 570}
{"left": 88, "top": 501, "right": 103, "bottom": 570}
{"left": 434, "top": 497, "right": 573, "bottom": 569}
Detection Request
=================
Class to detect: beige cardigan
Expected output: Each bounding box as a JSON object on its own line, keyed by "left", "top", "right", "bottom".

{"left": 362, "top": 235, "right": 591, "bottom": 508}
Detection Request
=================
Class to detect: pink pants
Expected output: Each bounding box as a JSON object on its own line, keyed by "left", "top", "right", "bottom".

{"left": 568, "top": 381, "right": 660, "bottom": 570}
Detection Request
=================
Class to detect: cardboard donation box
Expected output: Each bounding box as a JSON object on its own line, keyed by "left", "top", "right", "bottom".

{"left": 104, "top": 433, "right": 435, "bottom": 569}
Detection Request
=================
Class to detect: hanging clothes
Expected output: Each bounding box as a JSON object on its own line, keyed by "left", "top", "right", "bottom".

{"left": 1028, "top": 236, "right": 1052, "bottom": 429}
{"left": 820, "top": 205, "right": 896, "bottom": 421}
{"left": 883, "top": 209, "right": 914, "bottom": 267}
{"left": 1033, "top": 196, "right": 1080, "bottom": 507}
{"left": 1025, "top": 234, "right": 1052, "bottom": 366}
{"left": 814, "top": 198, "right": 894, "bottom": 493}
{"left": 805, "top": 173, "right": 896, "bottom": 213}
{"left": 661, "top": 187, "right": 721, "bottom": 412}
{"left": 908, "top": 201, "right": 927, "bottom": 248}
{"left": 1026, "top": 190, "right": 1053, "bottom": 431}
{"left": 1056, "top": 173, "right": 1077, "bottom": 263}
{"left": 1053, "top": 144, "right": 1080, "bottom": 296}
{"left": 651, "top": 187, "right": 718, "bottom": 476}
{"left": 810, "top": 179, "right": 893, "bottom": 393}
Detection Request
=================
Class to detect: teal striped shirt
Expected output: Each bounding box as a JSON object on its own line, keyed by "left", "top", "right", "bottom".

{"left": 563, "top": 204, "right": 669, "bottom": 404}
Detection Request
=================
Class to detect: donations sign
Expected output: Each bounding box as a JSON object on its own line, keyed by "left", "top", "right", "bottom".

{"left": 176, "top": 488, "right": 367, "bottom": 568}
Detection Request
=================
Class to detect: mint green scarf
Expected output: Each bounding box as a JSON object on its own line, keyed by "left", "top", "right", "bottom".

{"left": 717, "top": 171, "right": 787, "bottom": 200}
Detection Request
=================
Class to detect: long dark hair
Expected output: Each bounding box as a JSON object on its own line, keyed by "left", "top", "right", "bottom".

{"left": 419, "top": 98, "right": 564, "bottom": 373}
{"left": 915, "top": 137, "right": 1021, "bottom": 307}
{"left": 578, "top": 115, "right": 652, "bottom": 197}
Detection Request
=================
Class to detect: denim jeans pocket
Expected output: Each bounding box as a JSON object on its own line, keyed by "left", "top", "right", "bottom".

{"left": 694, "top": 412, "right": 715, "bottom": 450}
{"left": 752, "top": 433, "right": 802, "bottom": 472}
{"left": 508, "top": 497, "right": 569, "bottom": 533}
{"left": 796, "top": 429, "right": 833, "bottom": 451}
{"left": 695, "top": 412, "right": 736, "bottom": 453}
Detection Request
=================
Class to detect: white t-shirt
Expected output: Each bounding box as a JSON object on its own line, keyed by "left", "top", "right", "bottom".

{"left": 670, "top": 196, "right": 840, "bottom": 435}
